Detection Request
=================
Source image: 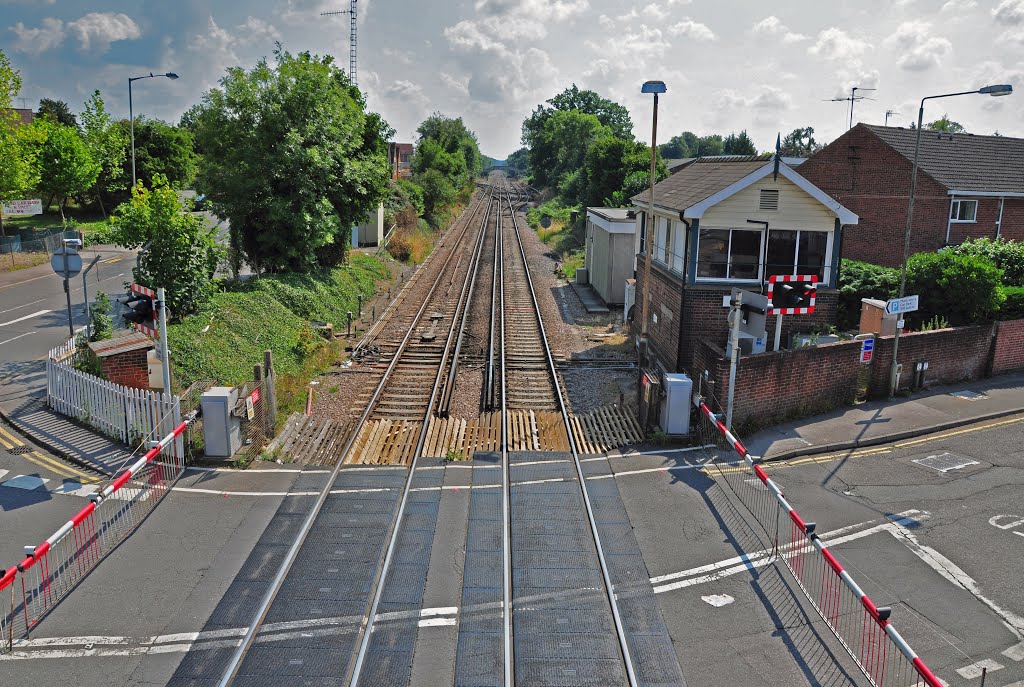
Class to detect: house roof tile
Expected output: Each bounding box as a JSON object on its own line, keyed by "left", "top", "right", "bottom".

{"left": 631, "top": 155, "right": 772, "bottom": 212}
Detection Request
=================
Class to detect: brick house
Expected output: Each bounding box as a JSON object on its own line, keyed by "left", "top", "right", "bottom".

{"left": 630, "top": 155, "right": 858, "bottom": 374}
{"left": 799, "top": 124, "right": 1024, "bottom": 267}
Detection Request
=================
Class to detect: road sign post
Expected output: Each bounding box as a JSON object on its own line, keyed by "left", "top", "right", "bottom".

{"left": 158, "top": 287, "right": 171, "bottom": 394}
{"left": 886, "top": 295, "right": 919, "bottom": 396}
{"left": 885, "top": 295, "right": 919, "bottom": 316}
{"left": 51, "top": 246, "right": 84, "bottom": 339}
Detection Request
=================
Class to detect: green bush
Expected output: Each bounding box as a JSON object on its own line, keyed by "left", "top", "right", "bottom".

{"left": 836, "top": 260, "right": 899, "bottom": 330}
{"left": 942, "top": 238, "right": 1024, "bottom": 286}
{"left": 904, "top": 252, "right": 1004, "bottom": 326}
{"left": 999, "top": 286, "right": 1024, "bottom": 320}
{"left": 89, "top": 291, "right": 113, "bottom": 341}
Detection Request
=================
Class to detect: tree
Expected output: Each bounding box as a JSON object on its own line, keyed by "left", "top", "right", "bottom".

{"left": 89, "top": 291, "right": 113, "bottom": 342}
{"left": 111, "top": 174, "right": 223, "bottom": 316}
{"left": 35, "top": 121, "right": 100, "bottom": 221}
{"left": 780, "top": 127, "right": 823, "bottom": 156}
{"left": 723, "top": 130, "right": 757, "bottom": 155}
{"left": 119, "top": 117, "right": 198, "bottom": 192}
{"left": 905, "top": 252, "right": 1003, "bottom": 326}
{"left": 412, "top": 113, "right": 482, "bottom": 191}
{"left": 925, "top": 114, "right": 965, "bottom": 133}
{"left": 528, "top": 110, "right": 609, "bottom": 189}
{"left": 80, "top": 90, "right": 128, "bottom": 216}
{"left": 191, "top": 48, "right": 392, "bottom": 273}
{"left": 0, "top": 49, "right": 44, "bottom": 236}
{"left": 37, "top": 98, "right": 77, "bottom": 128}
{"left": 522, "top": 84, "right": 633, "bottom": 149}
{"left": 659, "top": 131, "right": 700, "bottom": 159}
{"left": 697, "top": 134, "right": 724, "bottom": 156}
{"left": 506, "top": 147, "right": 528, "bottom": 176}
{"left": 416, "top": 169, "right": 455, "bottom": 221}
{"left": 577, "top": 134, "right": 667, "bottom": 208}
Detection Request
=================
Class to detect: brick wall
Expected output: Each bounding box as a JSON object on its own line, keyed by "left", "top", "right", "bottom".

{"left": 992, "top": 320, "right": 1024, "bottom": 375}
{"left": 947, "top": 198, "right": 1002, "bottom": 244}
{"left": 634, "top": 261, "right": 685, "bottom": 372}
{"left": 867, "top": 325, "right": 993, "bottom": 396}
{"left": 999, "top": 200, "right": 1024, "bottom": 242}
{"left": 799, "top": 125, "right": 951, "bottom": 266}
{"left": 691, "top": 337, "right": 861, "bottom": 428}
{"left": 100, "top": 349, "right": 150, "bottom": 389}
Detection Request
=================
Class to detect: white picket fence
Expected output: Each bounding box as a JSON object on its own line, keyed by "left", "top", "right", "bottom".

{"left": 47, "top": 339, "right": 183, "bottom": 458}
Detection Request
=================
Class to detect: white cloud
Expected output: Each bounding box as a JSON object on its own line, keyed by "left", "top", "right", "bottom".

{"left": 238, "top": 17, "right": 281, "bottom": 43}
{"left": 668, "top": 18, "right": 716, "bottom": 41}
{"left": 808, "top": 28, "right": 871, "bottom": 61}
{"left": 940, "top": 0, "right": 978, "bottom": 11}
{"left": 643, "top": 3, "right": 670, "bottom": 21}
{"left": 750, "top": 16, "right": 808, "bottom": 43}
{"left": 66, "top": 13, "right": 141, "bottom": 53}
{"left": 385, "top": 79, "right": 430, "bottom": 110}
{"left": 884, "top": 21, "right": 952, "bottom": 71}
{"left": 472, "top": 0, "right": 589, "bottom": 22}
{"left": 714, "top": 85, "right": 791, "bottom": 112}
{"left": 993, "top": 0, "right": 1024, "bottom": 24}
{"left": 440, "top": 71, "right": 470, "bottom": 95}
{"left": 9, "top": 17, "right": 65, "bottom": 56}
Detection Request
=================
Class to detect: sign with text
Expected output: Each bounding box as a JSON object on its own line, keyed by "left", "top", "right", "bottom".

{"left": 859, "top": 337, "right": 874, "bottom": 363}
{"left": 885, "top": 295, "right": 919, "bottom": 315}
{"left": 2, "top": 199, "right": 43, "bottom": 217}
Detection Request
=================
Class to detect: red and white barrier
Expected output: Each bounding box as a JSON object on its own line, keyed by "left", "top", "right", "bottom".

{"left": 696, "top": 399, "right": 944, "bottom": 687}
{"left": 0, "top": 420, "right": 190, "bottom": 652}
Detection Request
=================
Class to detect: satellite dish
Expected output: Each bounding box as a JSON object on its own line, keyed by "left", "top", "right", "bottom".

{"left": 540, "top": 216, "right": 552, "bottom": 229}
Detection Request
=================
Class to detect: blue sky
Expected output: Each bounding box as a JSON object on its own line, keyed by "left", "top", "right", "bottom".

{"left": 4, "top": 0, "right": 1024, "bottom": 157}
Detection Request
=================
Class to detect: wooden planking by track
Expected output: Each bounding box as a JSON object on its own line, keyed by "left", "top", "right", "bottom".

{"left": 569, "top": 404, "right": 645, "bottom": 455}
{"left": 265, "top": 413, "right": 356, "bottom": 466}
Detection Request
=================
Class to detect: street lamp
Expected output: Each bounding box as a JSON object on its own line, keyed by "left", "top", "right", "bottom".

{"left": 888, "top": 83, "right": 1013, "bottom": 396}
{"left": 128, "top": 72, "right": 179, "bottom": 188}
{"left": 638, "top": 80, "right": 666, "bottom": 375}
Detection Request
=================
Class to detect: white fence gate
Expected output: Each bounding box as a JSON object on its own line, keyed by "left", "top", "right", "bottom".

{"left": 47, "top": 340, "right": 183, "bottom": 458}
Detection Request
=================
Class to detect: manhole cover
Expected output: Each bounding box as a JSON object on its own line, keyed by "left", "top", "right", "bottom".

{"left": 912, "top": 452, "right": 979, "bottom": 473}
{"left": 8, "top": 445, "right": 32, "bottom": 455}
{"left": 949, "top": 390, "right": 987, "bottom": 401}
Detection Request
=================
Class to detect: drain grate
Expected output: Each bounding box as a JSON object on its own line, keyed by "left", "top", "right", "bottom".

{"left": 912, "top": 452, "right": 979, "bottom": 473}
{"left": 8, "top": 445, "right": 32, "bottom": 455}
{"left": 949, "top": 390, "right": 987, "bottom": 401}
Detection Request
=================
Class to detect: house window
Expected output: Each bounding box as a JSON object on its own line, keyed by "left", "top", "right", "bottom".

{"left": 655, "top": 216, "right": 669, "bottom": 264}
{"left": 670, "top": 221, "right": 685, "bottom": 274}
{"left": 759, "top": 189, "right": 780, "bottom": 211}
{"left": 638, "top": 213, "right": 647, "bottom": 254}
{"left": 950, "top": 199, "right": 977, "bottom": 222}
{"left": 765, "top": 230, "right": 829, "bottom": 281}
{"left": 696, "top": 228, "right": 762, "bottom": 281}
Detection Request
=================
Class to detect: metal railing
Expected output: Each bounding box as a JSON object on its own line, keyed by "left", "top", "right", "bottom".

{"left": 695, "top": 387, "right": 944, "bottom": 687}
{"left": 1, "top": 420, "right": 191, "bottom": 653}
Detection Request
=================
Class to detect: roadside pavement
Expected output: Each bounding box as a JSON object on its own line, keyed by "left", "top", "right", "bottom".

{"left": 743, "top": 370, "right": 1024, "bottom": 461}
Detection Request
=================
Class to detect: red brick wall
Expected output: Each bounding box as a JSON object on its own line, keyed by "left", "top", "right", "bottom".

{"left": 100, "top": 349, "right": 150, "bottom": 389}
{"left": 992, "top": 320, "right": 1024, "bottom": 375}
{"left": 999, "top": 200, "right": 1024, "bottom": 242}
{"left": 867, "top": 325, "right": 993, "bottom": 396}
{"left": 634, "top": 261, "right": 685, "bottom": 372}
{"left": 947, "top": 198, "right": 1002, "bottom": 244}
{"left": 691, "top": 337, "right": 861, "bottom": 428}
{"left": 799, "top": 125, "right": 951, "bottom": 266}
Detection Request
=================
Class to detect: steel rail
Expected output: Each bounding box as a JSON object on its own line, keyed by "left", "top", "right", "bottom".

{"left": 497, "top": 184, "right": 514, "bottom": 687}
{"left": 217, "top": 191, "right": 490, "bottom": 687}
{"left": 502, "top": 183, "right": 640, "bottom": 687}
{"left": 486, "top": 194, "right": 500, "bottom": 410}
{"left": 438, "top": 195, "right": 495, "bottom": 417}
{"left": 347, "top": 185, "right": 493, "bottom": 686}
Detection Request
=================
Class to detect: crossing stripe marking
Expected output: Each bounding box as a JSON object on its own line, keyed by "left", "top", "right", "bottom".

{"left": 1, "top": 475, "right": 50, "bottom": 490}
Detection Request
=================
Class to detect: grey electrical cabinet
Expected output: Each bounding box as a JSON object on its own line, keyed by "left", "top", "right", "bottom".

{"left": 201, "top": 386, "right": 241, "bottom": 458}
{"left": 660, "top": 373, "right": 693, "bottom": 436}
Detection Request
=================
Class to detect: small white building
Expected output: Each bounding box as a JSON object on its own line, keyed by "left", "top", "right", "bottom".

{"left": 354, "top": 203, "right": 385, "bottom": 247}
{"left": 584, "top": 207, "right": 637, "bottom": 306}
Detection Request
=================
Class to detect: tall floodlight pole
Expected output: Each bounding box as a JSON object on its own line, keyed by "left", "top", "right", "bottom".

{"left": 638, "top": 80, "right": 666, "bottom": 380}
{"left": 128, "top": 72, "right": 179, "bottom": 188}
{"left": 888, "top": 83, "right": 1013, "bottom": 397}
{"left": 321, "top": 0, "right": 358, "bottom": 87}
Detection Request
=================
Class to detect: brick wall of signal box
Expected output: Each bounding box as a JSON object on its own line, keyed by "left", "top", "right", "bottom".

{"left": 100, "top": 349, "right": 150, "bottom": 389}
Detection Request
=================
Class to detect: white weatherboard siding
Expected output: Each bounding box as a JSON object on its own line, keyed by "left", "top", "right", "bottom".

{"left": 700, "top": 175, "right": 837, "bottom": 231}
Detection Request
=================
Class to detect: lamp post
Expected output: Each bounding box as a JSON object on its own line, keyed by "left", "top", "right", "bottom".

{"left": 129, "top": 72, "right": 179, "bottom": 188}
{"left": 638, "top": 80, "right": 666, "bottom": 374}
{"left": 888, "top": 83, "right": 1012, "bottom": 397}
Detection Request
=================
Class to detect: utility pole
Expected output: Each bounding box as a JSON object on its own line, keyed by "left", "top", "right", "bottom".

{"left": 321, "top": 0, "right": 358, "bottom": 87}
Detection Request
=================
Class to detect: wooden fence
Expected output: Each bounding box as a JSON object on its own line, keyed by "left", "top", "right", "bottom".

{"left": 46, "top": 340, "right": 183, "bottom": 457}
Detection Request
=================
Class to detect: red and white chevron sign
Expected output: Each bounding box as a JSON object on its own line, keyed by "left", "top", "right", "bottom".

{"left": 129, "top": 283, "right": 159, "bottom": 339}
{"left": 767, "top": 274, "right": 818, "bottom": 315}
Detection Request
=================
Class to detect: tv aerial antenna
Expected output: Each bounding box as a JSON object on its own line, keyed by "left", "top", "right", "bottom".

{"left": 885, "top": 109, "right": 901, "bottom": 126}
{"left": 825, "top": 86, "right": 876, "bottom": 129}
{"left": 321, "top": 0, "right": 358, "bottom": 87}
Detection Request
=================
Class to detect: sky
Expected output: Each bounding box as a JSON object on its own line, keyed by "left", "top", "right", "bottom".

{"left": 4, "top": 0, "right": 1024, "bottom": 158}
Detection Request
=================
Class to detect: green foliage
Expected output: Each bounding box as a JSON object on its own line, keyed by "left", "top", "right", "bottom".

{"left": 167, "top": 254, "right": 389, "bottom": 387}
{"left": 192, "top": 48, "right": 392, "bottom": 273}
{"left": 410, "top": 113, "right": 481, "bottom": 225}
{"left": 926, "top": 114, "right": 965, "bottom": 133}
{"left": 836, "top": 260, "right": 900, "bottom": 330}
{"left": 415, "top": 169, "right": 456, "bottom": 225}
{"left": 942, "top": 237, "right": 1024, "bottom": 286}
{"left": 89, "top": 291, "right": 113, "bottom": 341}
{"left": 0, "top": 49, "right": 44, "bottom": 234}
{"left": 111, "top": 174, "right": 224, "bottom": 317}
{"left": 528, "top": 110, "right": 609, "bottom": 190}
{"left": 780, "top": 127, "right": 823, "bottom": 156}
{"left": 506, "top": 147, "right": 529, "bottom": 176}
{"left": 73, "top": 332, "right": 104, "bottom": 377}
{"left": 80, "top": 90, "right": 128, "bottom": 213}
{"left": 659, "top": 131, "right": 732, "bottom": 158}
{"left": 394, "top": 179, "right": 425, "bottom": 216}
{"left": 522, "top": 84, "right": 633, "bottom": 150}
{"left": 998, "top": 286, "right": 1024, "bottom": 320}
{"left": 580, "top": 134, "right": 667, "bottom": 208}
{"left": 919, "top": 314, "right": 950, "bottom": 331}
{"left": 35, "top": 121, "right": 100, "bottom": 220}
{"left": 723, "top": 130, "right": 757, "bottom": 155}
{"left": 37, "top": 98, "right": 77, "bottom": 128}
{"left": 118, "top": 117, "right": 197, "bottom": 192}
{"left": 905, "top": 252, "right": 1004, "bottom": 326}
{"left": 415, "top": 113, "right": 482, "bottom": 182}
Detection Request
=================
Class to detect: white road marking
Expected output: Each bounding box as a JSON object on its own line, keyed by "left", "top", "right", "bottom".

{"left": 620, "top": 445, "right": 712, "bottom": 456}
{"left": 0, "top": 298, "right": 46, "bottom": 315}
{"left": 417, "top": 617, "right": 457, "bottom": 627}
{"left": 701, "top": 594, "right": 734, "bottom": 607}
{"left": 956, "top": 658, "right": 1003, "bottom": 679}
{"left": 1, "top": 474, "right": 49, "bottom": 490}
{"left": 0, "top": 469, "right": 7, "bottom": 480}
{"left": 0, "top": 309, "right": 52, "bottom": 327}
{"left": 0, "top": 331, "right": 34, "bottom": 346}
{"left": 1003, "top": 641, "right": 1024, "bottom": 662}
{"left": 592, "top": 460, "right": 738, "bottom": 481}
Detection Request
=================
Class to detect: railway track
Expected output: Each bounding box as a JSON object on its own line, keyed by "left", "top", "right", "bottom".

{"left": 214, "top": 174, "right": 667, "bottom": 687}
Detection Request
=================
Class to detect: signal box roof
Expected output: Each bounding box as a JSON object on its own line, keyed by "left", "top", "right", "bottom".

{"left": 87, "top": 332, "right": 154, "bottom": 358}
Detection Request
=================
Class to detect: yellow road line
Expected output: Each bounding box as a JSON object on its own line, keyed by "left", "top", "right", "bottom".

{"left": 100, "top": 257, "right": 121, "bottom": 264}
{"left": 893, "top": 414, "right": 1024, "bottom": 449}
{"left": 29, "top": 451, "right": 100, "bottom": 482}
{"left": 0, "top": 425, "right": 24, "bottom": 446}
{"left": 0, "top": 436, "right": 14, "bottom": 451}
{"left": 20, "top": 452, "right": 78, "bottom": 480}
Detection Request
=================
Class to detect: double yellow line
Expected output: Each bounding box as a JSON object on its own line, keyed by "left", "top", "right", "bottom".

{"left": 0, "top": 425, "right": 101, "bottom": 484}
{"left": 707, "top": 413, "right": 1024, "bottom": 477}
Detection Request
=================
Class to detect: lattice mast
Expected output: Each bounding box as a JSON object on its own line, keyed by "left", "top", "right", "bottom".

{"left": 320, "top": 0, "right": 358, "bottom": 87}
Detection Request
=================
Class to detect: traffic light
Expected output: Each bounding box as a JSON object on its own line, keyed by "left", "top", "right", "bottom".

{"left": 768, "top": 275, "right": 818, "bottom": 314}
{"left": 119, "top": 293, "right": 154, "bottom": 326}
